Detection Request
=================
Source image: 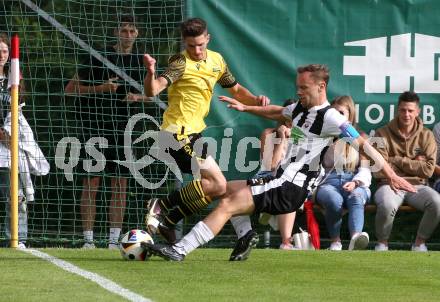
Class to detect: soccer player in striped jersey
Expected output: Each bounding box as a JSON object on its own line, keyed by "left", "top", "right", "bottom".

{"left": 143, "top": 64, "right": 416, "bottom": 261}
{"left": 142, "top": 18, "right": 269, "bottom": 244}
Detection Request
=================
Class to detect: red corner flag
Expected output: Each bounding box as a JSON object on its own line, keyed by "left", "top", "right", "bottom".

{"left": 10, "top": 34, "right": 20, "bottom": 86}
{"left": 9, "top": 34, "right": 19, "bottom": 249}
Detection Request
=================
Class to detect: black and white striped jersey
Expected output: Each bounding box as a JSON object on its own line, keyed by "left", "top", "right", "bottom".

{"left": 276, "top": 100, "right": 348, "bottom": 190}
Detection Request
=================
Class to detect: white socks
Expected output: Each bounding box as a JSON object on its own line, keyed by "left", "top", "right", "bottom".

{"left": 230, "top": 215, "right": 252, "bottom": 239}
{"left": 84, "top": 229, "right": 121, "bottom": 245}
{"left": 109, "top": 228, "right": 121, "bottom": 244}
{"left": 84, "top": 229, "right": 121, "bottom": 244}
{"left": 174, "top": 221, "right": 214, "bottom": 255}
{"left": 83, "top": 230, "right": 93, "bottom": 242}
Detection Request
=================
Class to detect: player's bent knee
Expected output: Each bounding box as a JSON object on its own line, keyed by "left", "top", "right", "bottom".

{"left": 213, "top": 178, "right": 227, "bottom": 196}
{"left": 204, "top": 175, "right": 227, "bottom": 197}
{"left": 216, "top": 198, "right": 235, "bottom": 214}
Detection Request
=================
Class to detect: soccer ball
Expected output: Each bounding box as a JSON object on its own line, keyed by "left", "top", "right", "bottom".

{"left": 119, "top": 229, "right": 154, "bottom": 261}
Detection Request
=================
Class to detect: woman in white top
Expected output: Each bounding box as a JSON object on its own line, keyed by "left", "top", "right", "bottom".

{"left": 315, "top": 96, "right": 372, "bottom": 251}
{"left": 0, "top": 32, "right": 49, "bottom": 248}
{"left": 0, "top": 32, "right": 28, "bottom": 248}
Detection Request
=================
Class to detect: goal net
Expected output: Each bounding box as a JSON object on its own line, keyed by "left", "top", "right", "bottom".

{"left": 0, "top": 0, "right": 185, "bottom": 247}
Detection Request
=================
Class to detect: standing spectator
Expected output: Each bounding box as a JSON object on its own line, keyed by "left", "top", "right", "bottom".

{"left": 142, "top": 17, "right": 270, "bottom": 254}
{"left": 0, "top": 32, "right": 49, "bottom": 248}
{"left": 65, "top": 15, "right": 149, "bottom": 249}
{"left": 315, "top": 96, "right": 371, "bottom": 251}
{"left": 431, "top": 122, "right": 440, "bottom": 193}
{"left": 373, "top": 91, "right": 440, "bottom": 252}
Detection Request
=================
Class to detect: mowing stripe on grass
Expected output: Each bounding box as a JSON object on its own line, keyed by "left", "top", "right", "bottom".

{"left": 23, "top": 249, "right": 152, "bottom": 302}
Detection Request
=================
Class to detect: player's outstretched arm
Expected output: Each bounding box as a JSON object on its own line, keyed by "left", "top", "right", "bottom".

{"left": 356, "top": 135, "right": 416, "bottom": 193}
{"left": 143, "top": 54, "right": 168, "bottom": 97}
{"left": 227, "top": 83, "right": 270, "bottom": 106}
{"left": 219, "top": 95, "right": 287, "bottom": 123}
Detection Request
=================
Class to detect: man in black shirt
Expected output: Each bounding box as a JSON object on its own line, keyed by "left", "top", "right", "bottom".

{"left": 65, "top": 15, "right": 149, "bottom": 248}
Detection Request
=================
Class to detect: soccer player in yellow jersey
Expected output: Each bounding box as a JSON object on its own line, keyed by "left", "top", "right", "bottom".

{"left": 143, "top": 18, "right": 269, "bottom": 247}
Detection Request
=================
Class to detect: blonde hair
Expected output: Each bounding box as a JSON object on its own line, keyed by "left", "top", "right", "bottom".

{"left": 331, "top": 95, "right": 356, "bottom": 126}
{"left": 331, "top": 95, "right": 359, "bottom": 172}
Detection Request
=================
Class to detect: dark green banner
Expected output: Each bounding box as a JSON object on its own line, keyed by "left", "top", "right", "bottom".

{"left": 187, "top": 0, "right": 440, "bottom": 178}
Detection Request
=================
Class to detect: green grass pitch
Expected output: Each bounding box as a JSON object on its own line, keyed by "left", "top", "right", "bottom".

{"left": 1, "top": 248, "right": 440, "bottom": 301}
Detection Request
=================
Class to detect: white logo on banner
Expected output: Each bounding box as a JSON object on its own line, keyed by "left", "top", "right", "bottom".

{"left": 343, "top": 33, "right": 440, "bottom": 93}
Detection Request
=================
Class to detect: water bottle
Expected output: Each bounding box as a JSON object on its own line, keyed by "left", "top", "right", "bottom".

{"left": 264, "top": 230, "right": 271, "bottom": 248}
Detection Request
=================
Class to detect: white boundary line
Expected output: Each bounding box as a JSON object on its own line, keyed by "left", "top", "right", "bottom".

{"left": 23, "top": 249, "right": 152, "bottom": 302}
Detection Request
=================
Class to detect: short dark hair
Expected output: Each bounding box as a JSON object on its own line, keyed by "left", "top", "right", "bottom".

{"left": 297, "top": 64, "right": 330, "bottom": 85}
{"left": 398, "top": 91, "right": 420, "bottom": 106}
{"left": 118, "top": 15, "right": 136, "bottom": 28}
{"left": 0, "top": 32, "right": 9, "bottom": 47}
{"left": 181, "top": 18, "right": 207, "bottom": 38}
{"left": 0, "top": 32, "right": 9, "bottom": 74}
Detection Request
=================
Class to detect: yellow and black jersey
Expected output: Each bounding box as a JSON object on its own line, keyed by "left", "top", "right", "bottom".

{"left": 159, "top": 49, "right": 237, "bottom": 135}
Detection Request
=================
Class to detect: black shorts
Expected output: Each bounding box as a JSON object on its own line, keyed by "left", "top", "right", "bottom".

{"left": 168, "top": 133, "right": 208, "bottom": 175}
{"left": 74, "top": 99, "right": 136, "bottom": 177}
{"left": 248, "top": 176, "right": 308, "bottom": 215}
{"left": 76, "top": 121, "right": 130, "bottom": 177}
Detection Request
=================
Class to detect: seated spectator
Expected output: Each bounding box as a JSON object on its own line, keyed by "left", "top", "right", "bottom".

{"left": 315, "top": 96, "right": 371, "bottom": 251}
{"left": 373, "top": 91, "right": 440, "bottom": 252}
{"left": 431, "top": 122, "right": 440, "bottom": 193}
